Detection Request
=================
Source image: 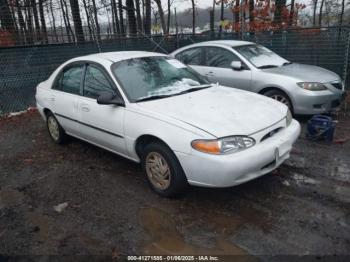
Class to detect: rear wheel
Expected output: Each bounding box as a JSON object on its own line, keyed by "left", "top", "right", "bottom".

{"left": 141, "top": 142, "right": 188, "bottom": 197}
{"left": 263, "top": 89, "right": 293, "bottom": 112}
{"left": 46, "top": 112, "right": 68, "bottom": 144}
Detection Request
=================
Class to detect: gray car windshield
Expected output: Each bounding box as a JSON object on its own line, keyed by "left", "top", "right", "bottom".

{"left": 235, "top": 44, "right": 289, "bottom": 68}
{"left": 111, "top": 56, "right": 209, "bottom": 102}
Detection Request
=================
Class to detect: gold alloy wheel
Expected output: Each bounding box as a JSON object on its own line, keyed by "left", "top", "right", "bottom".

{"left": 145, "top": 152, "right": 171, "bottom": 190}
{"left": 271, "top": 94, "right": 290, "bottom": 108}
{"left": 47, "top": 116, "right": 60, "bottom": 141}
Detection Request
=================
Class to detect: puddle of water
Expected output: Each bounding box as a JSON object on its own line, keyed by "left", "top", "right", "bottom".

{"left": 140, "top": 207, "right": 256, "bottom": 260}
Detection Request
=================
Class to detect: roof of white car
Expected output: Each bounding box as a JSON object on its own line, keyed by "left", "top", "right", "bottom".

{"left": 190, "top": 40, "right": 253, "bottom": 47}
{"left": 73, "top": 51, "right": 166, "bottom": 63}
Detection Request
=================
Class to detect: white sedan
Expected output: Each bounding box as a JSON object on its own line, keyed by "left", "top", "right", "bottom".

{"left": 36, "top": 51, "right": 301, "bottom": 197}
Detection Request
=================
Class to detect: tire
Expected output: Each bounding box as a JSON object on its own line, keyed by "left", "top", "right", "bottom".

{"left": 46, "top": 112, "right": 68, "bottom": 144}
{"left": 141, "top": 142, "right": 188, "bottom": 197}
{"left": 263, "top": 89, "right": 293, "bottom": 113}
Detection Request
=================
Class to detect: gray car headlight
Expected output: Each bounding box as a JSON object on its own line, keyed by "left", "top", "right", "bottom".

{"left": 191, "top": 136, "right": 255, "bottom": 155}
{"left": 286, "top": 109, "right": 292, "bottom": 126}
{"left": 297, "top": 82, "right": 327, "bottom": 91}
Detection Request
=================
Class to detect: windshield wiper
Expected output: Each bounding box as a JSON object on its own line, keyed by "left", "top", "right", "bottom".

{"left": 176, "top": 85, "right": 212, "bottom": 95}
{"left": 258, "top": 65, "right": 279, "bottom": 69}
{"left": 135, "top": 94, "right": 173, "bottom": 102}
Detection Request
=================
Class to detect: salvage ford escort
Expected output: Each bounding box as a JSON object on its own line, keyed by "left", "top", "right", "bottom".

{"left": 35, "top": 51, "right": 301, "bottom": 197}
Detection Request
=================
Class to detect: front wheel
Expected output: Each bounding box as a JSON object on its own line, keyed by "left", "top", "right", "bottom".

{"left": 141, "top": 142, "right": 188, "bottom": 197}
{"left": 263, "top": 90, "right": 293, "bottom": 112}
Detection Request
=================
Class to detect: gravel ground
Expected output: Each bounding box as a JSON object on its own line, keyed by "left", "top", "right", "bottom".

{"left": 0, "top": 110, "right": 349, "bottom": 261}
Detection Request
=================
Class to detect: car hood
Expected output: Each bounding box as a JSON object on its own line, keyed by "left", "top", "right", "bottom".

{"left": 263, "top": 63, "right": 341, "bottom": 83}
{"left": 137, "top": 86, "right": 287, "bottom": 138}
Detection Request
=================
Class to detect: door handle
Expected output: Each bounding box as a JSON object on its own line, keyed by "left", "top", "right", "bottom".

{"left": 205, "top": 71, "right": 214, "bottom": 76}
{"left": 49, "top": 96, "right": 55, "bottom": 102}
{"left": 81, "top": 104, "right": 90, "bottom": 112}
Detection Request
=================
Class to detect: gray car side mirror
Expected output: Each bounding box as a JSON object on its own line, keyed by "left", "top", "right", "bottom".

{"left": 231, "top": 61, "right": 243, "bottom": 71}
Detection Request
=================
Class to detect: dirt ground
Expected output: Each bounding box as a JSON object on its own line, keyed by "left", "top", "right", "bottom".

{"left": 0, "top": 110, "right": 349, "bottom": 261}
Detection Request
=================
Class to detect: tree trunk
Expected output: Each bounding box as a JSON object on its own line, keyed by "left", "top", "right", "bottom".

{"left": 219, "top": 0, "right": 224, "bottom": 36}
{"left": 60, "top": 0, "right": 72, "bottom": 42}
{"left": 144, "top": 0, "right": 151, "bottom": 35}
{"left": 82, "top": 0, "right": 93, "bottom": 40}
{"left": 167, "top": 0, "right": 170, "bottom": 34}
{"left": 118, "top": 0, "right": 125, "bottom": 36}
{"left": 191, "top": 0, "right": 195, "bottom": 35}
{"left": 318, "top": 0, "right": 324, "bottom": 26}
{"left": 31, "top": 0, "right": 41, "bottom": 41}
{"left": 126, "top": 0, "right": 137, "bottom": 36}
{"left": 312, "top": 0, "right": 318, "bottom": 27}
{"left": 38, "top": 0, "right": 48, "bottom": 43}
{"left": 15, "top": 0, "right": 28, "bottom": 43}
{"left": 249, "top": 0, "right": 254, "bottom": 32}
{"left": 49, "top": 0, "right": 59, "bottom": 42}
{"left": 91, "top": 0, "right": 101, "bottom": 40}
{"left": 25, "top": 0, "right": 34, "bottom": 43}
{"left": 274, "top": 0, "right": 287, "bottom": 25}
{"left": 69, "top": 0, "right": 84, "bottom": 43}
{"left": 235, "top": 0, "right": 239, "bottom": 28}
{"left": 135, "top": 0, "right": 143, "bottom": 34}
{"left": 289, "top": 0, "right": 295, "bottom": 27}
{"left": 339, "top": 0, "right": 345, "bottom": 27}
{"left": 111, "top": 0, "right": 121, "bottom": 36}
{"left": 154, "top": 0, "right": 166, "bottom": 35}
{"left": 0, "top": 0, "right": 17, "bottom": 42}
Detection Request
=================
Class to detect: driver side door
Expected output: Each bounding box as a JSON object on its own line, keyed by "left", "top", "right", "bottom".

{"left": 202, "top": 47, "right": 252, "bottom": 91}
{"left": 77, "top": 63, "right": 127, "bottom": 155}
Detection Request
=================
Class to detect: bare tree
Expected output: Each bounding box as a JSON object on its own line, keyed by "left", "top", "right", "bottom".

{"left": 154, "top": 0, "right": 166, "bottom": 34}
{"left": 38, "top": 0, "right": 48, "bottom": 43}
{"left": 339, "top": 0, "right": 345, "bottom": 27}
{"left": 274, "top": 0, "right": 287, "bottom": 25}
{"left": 82, "top": 0, "right": 93, "bottom": 40}
{"left": 119, "top": 0, "right": 125, "bottom": 36}
{"left": 312, "top": 0, "right": 318, "bottom": 27}
{"left": 31, "top": 0, "right": 41, "bottom": 41}
{"left": 219, "top": 0, "right": 224, "bottom": 36}
{"left": 289, "top": 0, "right": 295, "bottom": 27}
{"left": 0, "top": 0, "right": 17, "bottom": 41}
{"left": 190, "top": 0, "right": 195, "bottom": 35}
{"left": 249, "top": 0, "right": 254, "bottom": 32}
{"left": 126, "top": 0, "right": 137, "bottom": 35}
{"left": 69, "top": 0, "right": 84, "bottom": 43}
{"left": 91, "top": 0, "right": 101, "bottom": 40}
{"left": 319, "top": 0, "right": 325, "bottom": 26}
{"left": 144, "top": 0, "right": 151, "bottom": 35}
{"left": 60, "top": 0, "right": 73, "bottom": 42}
{"left": 111, "top": 0, "right": 121, "bottom": 36}
{"left": 135, "top": 0, "right": 143, "bottom": 33}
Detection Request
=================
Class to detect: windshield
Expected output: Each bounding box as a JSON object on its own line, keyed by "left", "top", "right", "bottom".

{"left": 234, "top": 44, "right": 289, "bottom": 68}
{"left": 111, "top": 56, "right": 209, "bottom": 102}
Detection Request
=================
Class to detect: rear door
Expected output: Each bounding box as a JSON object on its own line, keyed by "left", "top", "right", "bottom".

{"left": 77, "top": 63, "right": 127, "bottom": 155}
{"left": 50, "top": 64, "right": 84, "bottom": 135}
{"left": 174, "top": 47, "right": 208, "bottom": 76}
{"left": 202, "top": 46, "right": 252, "bottom": 91}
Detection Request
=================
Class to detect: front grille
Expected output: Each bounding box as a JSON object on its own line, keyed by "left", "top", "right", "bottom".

{"left": 260, "top": 127, "right": 282, "bottom": 142}
{"left": 332, "top": 83, "right": 343, "bottom": 90}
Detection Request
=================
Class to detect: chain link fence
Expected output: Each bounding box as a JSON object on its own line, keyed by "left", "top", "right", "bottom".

{"left": 0, "top": 26, "right": 349, "bottom": 115}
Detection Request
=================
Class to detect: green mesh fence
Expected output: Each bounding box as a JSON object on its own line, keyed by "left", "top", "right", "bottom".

{"left": 0, "top": 27, "right": 349, "bottom": 115}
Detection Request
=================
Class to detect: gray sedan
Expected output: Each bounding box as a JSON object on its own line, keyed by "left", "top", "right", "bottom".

{"left": 170, "top": 40, "right": 345, "bottom": 115}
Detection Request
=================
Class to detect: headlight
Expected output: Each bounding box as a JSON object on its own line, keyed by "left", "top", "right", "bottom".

{"left": 286, "top": 109, "right": 292, "bottom": 126}
{"left": 297, "top": 82, "right": 327, "bottom": 91}
{"left": 191, "top": 136, "right": 255, "bottom": 155}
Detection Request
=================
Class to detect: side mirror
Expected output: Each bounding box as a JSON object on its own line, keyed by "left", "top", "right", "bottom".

{"left": 97, "top": 91, "right": 125, "bottom": 106}
{"left": 231, "top": 61, "right": 243, "bottom": 71}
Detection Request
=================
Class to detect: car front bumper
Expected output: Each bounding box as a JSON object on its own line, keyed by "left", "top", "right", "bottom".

{"left": 176, "top": 119, "right": 301, "bottom": 188}
{"left": 293, "top": 88, "right": 345, "bottom": 115}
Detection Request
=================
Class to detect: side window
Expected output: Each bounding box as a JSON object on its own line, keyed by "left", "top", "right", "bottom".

{"left": 53, "top": 66, "right": 83, "bottom": 95}
{"left": 83, "top": 65, "right": 114, "bottom": 99}
{"left": 175, "top": 48, "right": 202, "bottom": 65}
{"left": 205, "top": 47, "right": 240, "bottom": 68}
